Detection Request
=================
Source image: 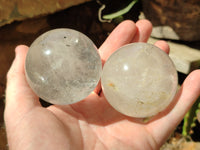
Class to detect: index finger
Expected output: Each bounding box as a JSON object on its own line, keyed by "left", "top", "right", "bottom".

{"left": 99, "top": 20, "right": 137, "bottom": 64}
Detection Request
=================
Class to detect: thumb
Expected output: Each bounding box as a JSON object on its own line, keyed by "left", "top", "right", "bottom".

{"left": 5, "top": 45, "right": 40, "bottom": 123}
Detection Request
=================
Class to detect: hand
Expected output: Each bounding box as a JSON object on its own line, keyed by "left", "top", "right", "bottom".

{"left": 4, "top": 20, "right": 200, "bottom": 150}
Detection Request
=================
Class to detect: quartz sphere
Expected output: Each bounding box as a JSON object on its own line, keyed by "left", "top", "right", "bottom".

{"left": 25, "top": 29, "right": 102, "bottom": 105}
{"left": 101, "top": 43, "right": 177, "bottom": 118}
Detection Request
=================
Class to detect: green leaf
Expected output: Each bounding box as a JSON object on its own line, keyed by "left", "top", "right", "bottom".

{"left": 182, "top": 97, "right": 200, "bottom": 136}
{"left": 102, "top": 0, "right": 138, "bottom": 20}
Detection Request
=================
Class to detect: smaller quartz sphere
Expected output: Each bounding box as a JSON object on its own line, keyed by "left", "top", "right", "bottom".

{"left": 25, "top": 29, "right": 102, "bottom": 105}
{"left": 101, "top": 43, "right": 178, "bottom": 118}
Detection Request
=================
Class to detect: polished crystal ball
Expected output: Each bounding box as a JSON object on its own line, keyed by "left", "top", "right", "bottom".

{"left": 101, "top": 43, "right": 178, "bottom": 118}
{"left": 25, "top": 29, "right": 102, "bottom": 105}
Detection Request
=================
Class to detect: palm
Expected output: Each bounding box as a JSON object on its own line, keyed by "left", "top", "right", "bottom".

{"left": 28, "top": 94, "right": 157, "bottom": 150}
{"left": 5, "top": 20, "right": 200, "bottom": 150}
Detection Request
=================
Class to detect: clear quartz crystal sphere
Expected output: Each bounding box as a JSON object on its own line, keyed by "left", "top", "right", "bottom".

{"left": 25, "top": 29, "right": 102, "bottom": 105}
{"left": 101, "top": 43, "right": 178, "bottom": 118}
